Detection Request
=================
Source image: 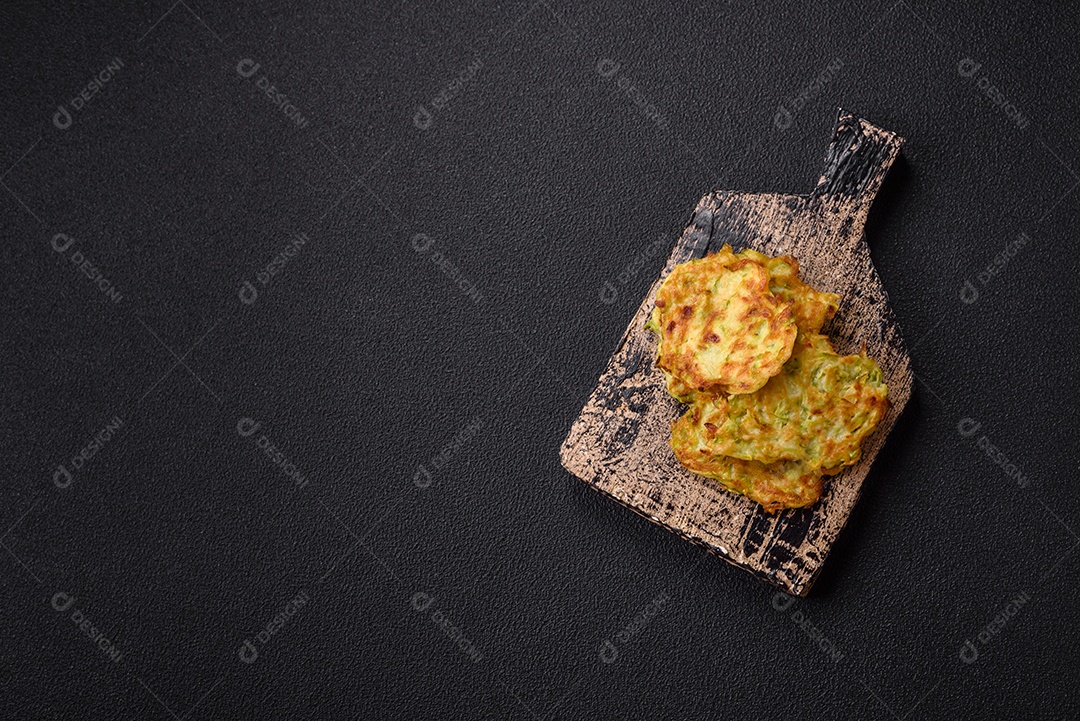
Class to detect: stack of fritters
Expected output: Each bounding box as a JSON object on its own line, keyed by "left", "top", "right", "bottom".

{"left": 647, "top": 245, "right": 889, "bottom": 513}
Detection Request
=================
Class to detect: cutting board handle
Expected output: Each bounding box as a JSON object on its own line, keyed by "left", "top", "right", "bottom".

{"left": 811, "top": 109, "right": 903, "bottom": 219}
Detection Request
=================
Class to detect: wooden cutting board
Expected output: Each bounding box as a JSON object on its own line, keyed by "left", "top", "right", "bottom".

{"left": 560, "top": 109, "right": 911, "bottom": 596}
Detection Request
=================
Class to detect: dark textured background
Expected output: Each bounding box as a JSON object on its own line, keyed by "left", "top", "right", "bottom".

{"left": 3, "top": 1, "right": 1079, "bottom": 718}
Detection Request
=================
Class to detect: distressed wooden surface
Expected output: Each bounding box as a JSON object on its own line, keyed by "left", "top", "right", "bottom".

{"left": 560, "top": 109, "right": 911, "bottom": 596}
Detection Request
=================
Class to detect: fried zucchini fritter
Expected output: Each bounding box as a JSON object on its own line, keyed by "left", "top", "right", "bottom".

{"left": 653, "top": 248, "right": 838, "bottom": 404}
{"left": 648, "top": 246, "right": 797, "bottom": 395}
{"left": 671, "top": 416, "right": 824, "bottom": 512}
{"left": 738, "top": 250, "right": 840, "bottom": 334}
{"left": 672, "top": 333, "right": 889, "bottom": 470}
{"left": 657, "top": 246, "right": 886, "bottom": 513}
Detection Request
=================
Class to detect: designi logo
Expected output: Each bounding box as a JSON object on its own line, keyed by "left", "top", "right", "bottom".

{"left": 413, "top": 106, "right": 433, "bottom": 131}
{"left": 51, "top": 591, "right": 77, "bottom": 612}
{"left": 53, "top": 106, "right": 73, "bottom": 130}
{"left": 774, "top": 105, "right": 793, "bottom": 131}
{"left": 237, "top": 417, "right": 262, "bottom": 437}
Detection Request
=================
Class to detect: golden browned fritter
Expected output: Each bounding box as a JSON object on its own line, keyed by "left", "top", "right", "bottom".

{"left": 737, "top": 250, "right": 840, "bottom": 334}
{"left": 647, "top": 246, "right": 797, "bottom": 395}
{"left": 671, "top": 416, "right": 824, "bottom": 512}
{"left": 672, "top": 333, "right": 889, "bottom": 470}
{"left": 658, "top": 247, "right": 887, "bottom": 513}
{"left": 653, "top": 249, "right": 838, "bottom": 404}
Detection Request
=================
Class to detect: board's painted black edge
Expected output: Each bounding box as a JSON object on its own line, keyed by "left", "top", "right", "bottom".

{"left": 812, "top": 108, "right": 904, "bottom": 207}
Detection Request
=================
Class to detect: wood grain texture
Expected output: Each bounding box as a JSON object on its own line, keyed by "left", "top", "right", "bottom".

{"left": 560, "top": 109, "right": 911, "bottom": 596}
